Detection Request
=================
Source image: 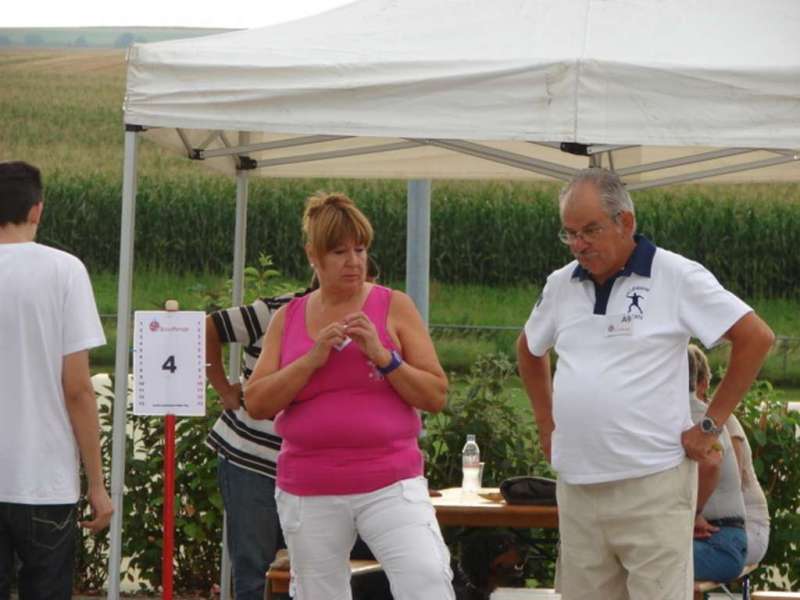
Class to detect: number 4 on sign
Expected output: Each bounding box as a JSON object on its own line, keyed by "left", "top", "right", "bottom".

{"left": 162, "top": 355, "right": 177, "bottom": 373}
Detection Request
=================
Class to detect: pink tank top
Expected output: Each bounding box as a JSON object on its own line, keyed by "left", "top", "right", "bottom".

{"left": 275, "top": 284, "right": 423, "bottom": 495}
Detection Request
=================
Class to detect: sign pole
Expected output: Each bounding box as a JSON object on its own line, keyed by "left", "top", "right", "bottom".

{"left": 163, "top": 412, "right": 176, "bottom": 600}
{"left": 162, "top": 299, "right": 179, "bottom": 600}
{"left": 132, "top": 301, "right": 206, "bottom": 600}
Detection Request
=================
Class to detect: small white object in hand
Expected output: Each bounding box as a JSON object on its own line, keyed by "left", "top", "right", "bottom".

{"left": 334, "top": 337, "right": 352, "bottom": 351}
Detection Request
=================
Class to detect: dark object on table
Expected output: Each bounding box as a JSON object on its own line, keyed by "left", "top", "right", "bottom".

{"left": 499, "top": 476, "right": 557, "bottom": 506}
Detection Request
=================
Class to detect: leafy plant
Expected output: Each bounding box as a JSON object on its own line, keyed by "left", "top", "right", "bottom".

{"left": 83, "top": 374, "right": 225, "bottom": 593}
{"left": 421, "top": 354, "right": 557, "bottom": 586}
{"left": 734, "top": 380, "right": 800, "bottom": 590}
{"left": 422, "top": 353, "right": 552, "bottom": 490}
{"left": 191, "top": 253, "right": 296, "bottom": 312}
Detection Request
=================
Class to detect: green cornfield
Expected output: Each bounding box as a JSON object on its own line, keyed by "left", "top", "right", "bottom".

{"left": 38, "top": 171, "right": 800, "bottom": 298}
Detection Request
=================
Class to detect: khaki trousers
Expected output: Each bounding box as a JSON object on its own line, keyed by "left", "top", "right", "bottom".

{"left": 555, "top": 460, "right": 697, "bottom": 600}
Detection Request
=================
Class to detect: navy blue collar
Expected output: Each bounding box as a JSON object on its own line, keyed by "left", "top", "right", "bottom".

{"left": 571, "top": 234, "right": 656, "bottom": 282}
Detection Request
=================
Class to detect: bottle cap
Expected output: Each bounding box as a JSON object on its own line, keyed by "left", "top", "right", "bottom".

{"left": 467, "top": 434, "right": 476, "bottom": 443}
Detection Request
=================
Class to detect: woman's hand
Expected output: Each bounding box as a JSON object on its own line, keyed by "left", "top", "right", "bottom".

{"left": 343, "top": 311, "right": 391, "bottom": 366}
{"left": 306, "top": 321, "right": 349, "bottom": 370}
{"left": 693, "top": 514, "right": 719, "bottom": 539}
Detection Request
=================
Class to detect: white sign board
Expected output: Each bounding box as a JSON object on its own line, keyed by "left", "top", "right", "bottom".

{"left": 133, "top": 311, "right": 206, "bottom": 416}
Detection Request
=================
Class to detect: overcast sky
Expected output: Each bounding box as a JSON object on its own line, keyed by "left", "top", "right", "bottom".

{"left": 6, "top": 0, "right": 355, "bottom": 29}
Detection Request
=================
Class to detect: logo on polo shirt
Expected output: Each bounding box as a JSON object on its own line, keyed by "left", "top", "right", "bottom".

{"left": 625, "top": 285, "right": 649, "bottom": 318}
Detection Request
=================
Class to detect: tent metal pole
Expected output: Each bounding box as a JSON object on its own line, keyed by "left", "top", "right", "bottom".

{"left": 406, "top": 180, "right": 431, "bottom": 325}
{"left": 198, "top": 134, "right": 352, "bottom": 159}
{"left": 626, "top": 154, "right": 799, "bottom": 191}
{"left": 218, "top": 152, "right": 251, "bottom": 600}
{"left": 616, "top": 147, "right": 754, "bottom": 176}
{"left": 107, "top": 129, "right": 139, "bottom": 600}
{"left": 424, "top": 139, "right": 576, "bottom": 180}
{"left": 255, "top": 141, "right": 420, "bottom": 169}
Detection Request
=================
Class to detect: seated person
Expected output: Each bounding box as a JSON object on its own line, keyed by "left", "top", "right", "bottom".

{"left": 687, "top": 344, "right": 748, "bottom": 582}
{"left": 690, "top": 345, "right": 770, "bottom": 565}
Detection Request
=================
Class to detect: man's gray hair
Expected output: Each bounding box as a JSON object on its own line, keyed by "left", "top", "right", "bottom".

{"left": 559, "top": 168, "right": 635, "bottom": 219}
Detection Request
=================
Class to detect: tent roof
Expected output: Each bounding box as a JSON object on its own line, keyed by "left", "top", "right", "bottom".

{"left": 124, "top": 0, "right": 800, "bottom": 186}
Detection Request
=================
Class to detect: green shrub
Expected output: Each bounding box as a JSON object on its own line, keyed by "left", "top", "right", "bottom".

{"left": 735, "top": 381, "right": 800, "bottom": 590}
{"left": 421, "top": 353, "right": 557, "bottom": 586}
{"left": 77, "top": 375, "right": 224, "bottom": 593}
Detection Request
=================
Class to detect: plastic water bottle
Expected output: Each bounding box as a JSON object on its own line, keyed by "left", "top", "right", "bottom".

{"left": 462, "top": 434, "right": 481, "bottom": 492}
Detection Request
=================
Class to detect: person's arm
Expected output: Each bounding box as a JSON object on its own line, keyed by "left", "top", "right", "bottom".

{"left": 379, "top": 292, "right": 448, "bottom": 413}
{"left": 696, "top": 453, "right": 722, "bottom": 514}
{"left": 245, "top": 305, "right": 348, "bottom": 419}
{"left": 682, "top": 312, "right": 774, "bottom": 461}
{"left": 516, "top": 333, "right": 554, "bottom": 462}
{"left": 62, "top": 350, "right": 113, "bottom": 533}
{"left": 205, "top": 314, "right": 242, "bottom": 411}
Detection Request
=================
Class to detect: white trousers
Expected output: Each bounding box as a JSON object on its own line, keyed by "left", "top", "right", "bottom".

{"left": 275, "top": 476, "right": 455, "bottom": 600}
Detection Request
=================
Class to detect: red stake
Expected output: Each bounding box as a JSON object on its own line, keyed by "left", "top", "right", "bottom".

{"left": 162, "top": 413, "right": 175, "bottom": 600}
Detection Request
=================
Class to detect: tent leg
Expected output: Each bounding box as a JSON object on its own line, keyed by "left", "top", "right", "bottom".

{"left": 218, "top": 165, "right": 249, "bottom": 600}
{"left": 406, "top": 180, "right": 431, "bottom": 325}
{"left": 107, "top": 129, "right": 139, "bottom": 600}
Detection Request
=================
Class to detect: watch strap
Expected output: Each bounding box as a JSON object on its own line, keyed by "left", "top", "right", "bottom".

{"left": 377, "top": 350, "right": 403, "bottom": 375}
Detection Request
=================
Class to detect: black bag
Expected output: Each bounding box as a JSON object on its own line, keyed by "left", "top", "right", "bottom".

{"left": 499, "top": 476, "right": 557, "bottom": 506}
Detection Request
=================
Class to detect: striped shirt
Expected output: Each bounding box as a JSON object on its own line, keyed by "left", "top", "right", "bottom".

{"left": 205, "top": 291, "right": 308, "bottom": 478}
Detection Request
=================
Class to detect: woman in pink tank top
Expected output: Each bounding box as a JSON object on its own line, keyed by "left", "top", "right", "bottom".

{"left": 245, "top": 192, "right": 455, "bottom": 600}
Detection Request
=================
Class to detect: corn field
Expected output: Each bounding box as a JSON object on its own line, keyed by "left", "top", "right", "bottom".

{"left": 38, "top": 173, "right": 800, "bottom": 298}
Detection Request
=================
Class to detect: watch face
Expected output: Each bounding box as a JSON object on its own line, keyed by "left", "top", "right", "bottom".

{"left": 700, "top": 417, "right": 717, "bottom": 434}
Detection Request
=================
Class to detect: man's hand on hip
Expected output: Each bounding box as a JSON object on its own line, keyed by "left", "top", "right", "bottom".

{"left": 681, "top": 423, "right": 722, "bottom": 464}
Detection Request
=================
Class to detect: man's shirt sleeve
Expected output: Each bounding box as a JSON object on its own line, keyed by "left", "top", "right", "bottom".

{"left": 677, "top": 260, "right": 752, "bottom": 348}
{"left": 210, "top": 298, "right": 273, "bottom": 345}
{"left": 63, "top": 260, "right": 106, "bottom": 355}
{"left": 523, "top": 274, "right": 558, "bottom": 357}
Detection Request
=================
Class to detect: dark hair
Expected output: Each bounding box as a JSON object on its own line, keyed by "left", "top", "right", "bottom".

{"left": 0, "top": 161, "right": 43, "bottom": 226}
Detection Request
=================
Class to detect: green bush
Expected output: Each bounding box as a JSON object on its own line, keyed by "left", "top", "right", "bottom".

{"left": 735, "top": 381, "right": 800, "bottom": 590}
{"left": 421, "top": 354, "right": 558, "bottom": 586}
{"left": 76, "top": 375, "right": 224, "bottom": 593}
{"left": 422, "top": 354, "right": 552, "bottom": 490}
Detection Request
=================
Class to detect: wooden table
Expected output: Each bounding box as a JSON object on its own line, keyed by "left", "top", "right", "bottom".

{"left": 431, "top": 487, "right": 558, "bottom": 529}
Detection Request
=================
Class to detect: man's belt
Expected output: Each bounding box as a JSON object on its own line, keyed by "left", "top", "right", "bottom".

{"left": 708, "top": 517, "right": 745, "bottom": 529}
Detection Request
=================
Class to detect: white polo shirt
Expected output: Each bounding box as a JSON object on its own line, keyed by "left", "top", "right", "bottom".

{"left": 524, "top": 236, "right": 751, "bottom": 485}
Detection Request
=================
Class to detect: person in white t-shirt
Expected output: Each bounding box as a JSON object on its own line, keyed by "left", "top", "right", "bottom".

{"left": 516, "top": 168, "right": 774, "bottom": 600}
{"left": 0, "top": 161, "right": 112, "bottom": 599}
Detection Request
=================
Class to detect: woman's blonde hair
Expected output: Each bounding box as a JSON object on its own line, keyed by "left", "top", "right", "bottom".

{"left": 303, "top": 192, "right": 373, "bottom": 261}
{"left": 687, "top": 344, "right": 711, "bottom": 392}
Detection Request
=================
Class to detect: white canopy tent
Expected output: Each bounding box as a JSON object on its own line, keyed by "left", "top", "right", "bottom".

{"left": 112, "top": 0, "right": 800, "bottom": 596}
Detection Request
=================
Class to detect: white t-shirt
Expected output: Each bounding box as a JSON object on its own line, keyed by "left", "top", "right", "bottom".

{"left": 0, "top": 242, "right": 106, "bottom": 504}
{"left": 690, "top": 395, "right": 745, "bottom": 520}
{"left": 524, "top": 237, "right": 751, "bottom": 484}
{"left": 725, "top": 414, "right": 770, "bottom": 525}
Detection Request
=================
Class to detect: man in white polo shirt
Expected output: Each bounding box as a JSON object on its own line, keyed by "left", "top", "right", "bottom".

{"left": 516, "top": 168, "right": 774, "bottom": 600}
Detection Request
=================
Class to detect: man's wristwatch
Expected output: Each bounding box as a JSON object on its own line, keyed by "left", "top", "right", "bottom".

{"left": 699, "top": 414, "right": 723, "bottom": 435}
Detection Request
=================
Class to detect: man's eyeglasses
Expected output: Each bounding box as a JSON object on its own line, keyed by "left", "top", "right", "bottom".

{"left": 558, "top": 213, "right": 621, "bottom": 245}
